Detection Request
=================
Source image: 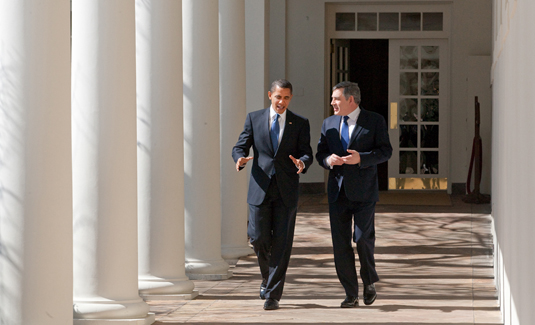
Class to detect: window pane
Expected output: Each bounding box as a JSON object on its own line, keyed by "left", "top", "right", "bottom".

{"left": 421, "top": 46, "right": 439, "bottom": 69}
{"left": 421, "top": 125, "right": 439, "bottom": 148}
{"left": 423, "top": 12, "right": 443, "bottom": 31}
{"left": 357, "top": 13, "right": 377, "bottom": 31}
{"left": 421, "top": 72, "right": 439, "bottom": 95}
{"left": 400, "top": 72, "right": 418, "bottom": 95}
{"left": 421, "top": 99, "right": 439, "bottom": 121}
{"left": 336, "top": 13, "right": 355, "bottom": 31}
{"left": 379, "top": 13, "right": 399, "bottom": 31}
{"left": 401, "top": 12, "right": 421, "bottom": 31}
{"left": 400, "top": 98, "right": 418, "bottom": 121}
{"left": 400, "top": 151, "right": 417, "bottom": 174}
{"left": 400, "top": 125, "right": 417, "bottom": 148}
{"left": 421, "top": 151, "right": 439, "bottom": 174}
{"left": 400, "top": 46, "right": 418, "bottom": 69}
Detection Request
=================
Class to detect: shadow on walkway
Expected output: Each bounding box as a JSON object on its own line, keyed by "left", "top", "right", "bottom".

{"left": 149, "top": 194, "right": 502, "bottom": 324}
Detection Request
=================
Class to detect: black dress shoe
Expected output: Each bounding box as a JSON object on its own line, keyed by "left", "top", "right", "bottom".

{"left": 340, "top": 295, "right": 359, "bottom": 308}
{"left": 259, "top": 282, "right": 267, "bottom": 300}
{"left": 363, "top": 284, "right": 377, "bottom": 305}
{"left": 263, "top": 298, "right": 279, "bottom": 310}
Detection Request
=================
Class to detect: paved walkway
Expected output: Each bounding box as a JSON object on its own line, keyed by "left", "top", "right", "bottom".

{"left": 149, "top": 194, "right": 502, "bottom": 324}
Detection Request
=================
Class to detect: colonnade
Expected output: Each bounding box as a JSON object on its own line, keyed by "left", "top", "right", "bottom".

{"left": 0, "top": 0, "right": 251, "bottom": 324}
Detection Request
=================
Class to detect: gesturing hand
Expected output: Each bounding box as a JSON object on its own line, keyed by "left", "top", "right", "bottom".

{"left": 236, "top": 156, "right": 253, "bottom": 171}
{"left": 289, "top": 155, "right": 305, "bottom": 174}
{"left": 342, "top": 149, "right": 361, "bottom": 165}
{"left": 328, "top": 154, "right": 344, "bottom": 166}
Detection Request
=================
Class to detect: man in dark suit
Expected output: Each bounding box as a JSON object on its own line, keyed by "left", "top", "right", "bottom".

{"left": 232, "top": 79, "right": 313, "bottom": 310}
{"left": 316, "top": 81, "right": 392, "bottom": 308}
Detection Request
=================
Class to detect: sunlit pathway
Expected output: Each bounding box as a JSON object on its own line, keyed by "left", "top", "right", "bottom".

{"left": 148, "top": 194, "right": 502, "bottom": 324}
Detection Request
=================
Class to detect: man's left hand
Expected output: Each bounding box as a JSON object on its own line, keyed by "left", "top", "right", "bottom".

{"left": 289, "top": 155, "right": 305, "bottom": 174}
{"left": 342, "top": 149, "right": 361, "bottom": 165}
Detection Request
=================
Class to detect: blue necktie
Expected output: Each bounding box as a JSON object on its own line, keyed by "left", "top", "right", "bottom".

{"left": 270, "top": 114, "right": 280, "bottom": 152}
{"left": 341, "top": 115, "right": 350, "bottom": 151}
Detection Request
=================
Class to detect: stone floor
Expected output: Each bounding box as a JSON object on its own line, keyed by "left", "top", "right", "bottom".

{"left": 148, "top": 194, "right": 502, "bottom": 324}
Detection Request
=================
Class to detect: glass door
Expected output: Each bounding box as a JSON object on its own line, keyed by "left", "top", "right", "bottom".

{"left": 388, "top": 39, "right": 449, "bottom": 190}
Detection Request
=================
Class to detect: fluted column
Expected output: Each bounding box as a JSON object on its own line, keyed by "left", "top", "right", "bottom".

{"left": 183, "top": 0, "right": 230, "bottom": 279}
{"left": 0, "top": 2, "right": 72, "bottom": 324}
{"left": 71, "top": 0, "right": 154, "bottom": 323}
{"left": 219, "top": 0, "right": 254, "bottom": 261}
{"left": 136, "top": 0, "right": 196, "bottom": 300}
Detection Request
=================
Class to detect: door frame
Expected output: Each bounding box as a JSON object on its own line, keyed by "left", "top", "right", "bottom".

{"left": 325, "top": 2, "right": 452, "bottom": 191}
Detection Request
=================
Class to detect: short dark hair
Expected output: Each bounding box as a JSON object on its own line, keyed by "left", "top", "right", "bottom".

{"left": 270, "top": 79, "right": 293, "bottom": 94}
{"left": 333, "top": 81, "right": 361, "bottom": 104}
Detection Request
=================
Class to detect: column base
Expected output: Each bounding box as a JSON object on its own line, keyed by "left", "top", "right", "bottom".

{"left": 139, "top": 275, "right": 195, "bottom": 295}
{"left": 187, "top": 270, "right": 233, "bottom": 280}
{"left": 74, "top": 313, "right": 155, "bottom": 325}
{"left": 221, "top": 245, "right": 254, "bottom": 260}
{"left": 141, "top": 290, "right": 199, "bottom": 301}
{"left": 185, "top": 258, "right": 232, "bottom": 280}
{"left": 73, "top": 297, "right": 151, "bottom": 322}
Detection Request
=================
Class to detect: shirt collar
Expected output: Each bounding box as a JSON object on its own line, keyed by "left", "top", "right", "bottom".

{"left": 270, "top": 106, "right": 287, "bottom": 121}
{"left": 345, "top": 106, "right": 360, "bottom": 122}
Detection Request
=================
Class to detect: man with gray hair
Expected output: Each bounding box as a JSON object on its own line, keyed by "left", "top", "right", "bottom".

{"left": 316, "top": 81, "right": 392, "bottom": 307}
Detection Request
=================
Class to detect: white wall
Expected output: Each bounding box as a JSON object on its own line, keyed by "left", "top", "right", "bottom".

{"left": 450, "top": 0, "right": 493, "bottom": 193}
{"left": 269, "top": 0, "right": 287, "bottom": 82}
{"left": 492, "top": 1, "right": 535, "bottom": 324}
{"left": 286, "top": 0, "right": 327, "bottom": 183}
{"left": 246, "top": 0, "right": 270, "bottom": 113}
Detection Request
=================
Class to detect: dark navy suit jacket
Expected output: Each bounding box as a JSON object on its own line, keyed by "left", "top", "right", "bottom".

{"left": 316, "top": 108, "right": 392, "bottom": 203}
{"left": 232, "top": 107, "right": 313, "bottom": 208}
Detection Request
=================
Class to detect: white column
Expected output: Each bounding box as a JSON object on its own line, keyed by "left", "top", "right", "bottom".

{"left": 136, "top": 0, "right": 196, "bottom": 300}
{"left": 183, "top": 0, "right": 230, "bottom": 279}
{"left": 0, "top": 2, "right": 72, "bottom": 324}
{"left": 219, "top": 0, "right": 254, "bottom": 261}
{"left": 71, "top": 1, "right": 154, "bottom": 323}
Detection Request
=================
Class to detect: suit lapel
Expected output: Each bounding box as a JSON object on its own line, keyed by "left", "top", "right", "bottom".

{"left": 349, "top": 109, "right": 367, "bottom": 147}
{"left": 258, "top": 108, "right": 275, "bottom": 154}
{"left": 335, "top": 115, "right": 342, "bottom": 133}
{"left": 329, "top": 115, "right": 345, "bottom": 154}
{"left": 277, "top": 110, "right": 293, "bottom": 152}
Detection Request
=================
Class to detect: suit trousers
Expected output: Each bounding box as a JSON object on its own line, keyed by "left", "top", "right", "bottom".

{"left": 248, "top": 176, "right": 297, "bottom": 301}
{"left": 328, "top": 186, "right": 379, "bottom": 297}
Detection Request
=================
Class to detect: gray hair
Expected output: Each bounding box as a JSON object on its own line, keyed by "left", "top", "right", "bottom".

{"left": 270, "top": 79, "right": 293, "bottom": 94}
{"left": 333, "top": 81, "right": 361, "bottom": 104}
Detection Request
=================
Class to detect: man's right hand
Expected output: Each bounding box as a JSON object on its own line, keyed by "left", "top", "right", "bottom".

{"left": 328, "top": 154, "right": 344, "bottom": 166}
{"left": 236, "top": 156, "right": 253, "bottom": 171}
